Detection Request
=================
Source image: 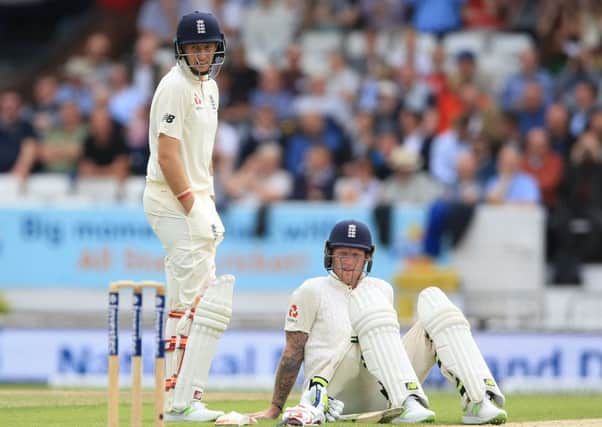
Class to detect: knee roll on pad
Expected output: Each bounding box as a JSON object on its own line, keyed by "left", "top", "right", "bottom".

{"left": 171, "top": 275, "right": 234, "bottom": 411}
{"left": 417, "top": 287, "right": 504, "bottom": 407}
{"left": 349, "top": 284, "right": 428, "bottom": 409}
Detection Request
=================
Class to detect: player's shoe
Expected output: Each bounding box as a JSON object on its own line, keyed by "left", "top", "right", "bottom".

{"left": 462, "top": 395, "right": 507, "bottom": 425}
{"left": 164, "top": 401, "right": 224, "bottom": 422}
{"left": 391, "top": 395, "right": 436, "bottom": 424}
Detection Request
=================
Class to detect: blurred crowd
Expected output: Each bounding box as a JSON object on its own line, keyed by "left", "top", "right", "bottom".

{"left": 2, "top": 0, "right": 602, "bottom": 283}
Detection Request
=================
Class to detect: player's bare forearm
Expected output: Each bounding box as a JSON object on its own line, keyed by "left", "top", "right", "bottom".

{"left": 271, "top": 331, "right": 308, "bottom": 411}
{"left": 157, "top": 133, "right": 194, "bottom": 211}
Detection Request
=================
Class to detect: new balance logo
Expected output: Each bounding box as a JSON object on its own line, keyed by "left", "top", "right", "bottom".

{"left": 347, "top": 224, "right": 357, "bottom": 238}
{"left": 162, "top": 113, "right": 175, "bottom": 123}
{"left": 196, "top": 19, "right": 206, "bottom": 34}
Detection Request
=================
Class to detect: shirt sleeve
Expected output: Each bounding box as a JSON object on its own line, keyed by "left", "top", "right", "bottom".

{"left": 284, "top": 282, "right": 320, "bottom": 333}
{"left": 156, "top": 81, "right": 187, "bottom": 141}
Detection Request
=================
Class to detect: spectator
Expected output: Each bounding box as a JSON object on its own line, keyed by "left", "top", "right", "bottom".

{"left": 241, "top": 0, "right": 299, "bottom": 70}
{"left": 348, "top": 109, "right": 376, "bottom": 159}
{"left": 224, "top": 143, "right": 292, "bottom": 205}
{"left": 381, "top": 146, "right": 443, "bottom": 205}
{"left": 423, "top": 150, "right": 482, "bottom": 259}
{"left": 515, "top": 81, "right": 547, "bottom": 136}
{"left": 38, "top": 101, "right": 87, "bottom": 174}
{"left": 551, "top": 131, "right": 602, "bottom": 283}
{"left": 471, "top": 132, "right": 496, "bottom": 186}
{"left": 521, "top": 128, "right": 564, "bottom": 210}
{"left": 399, "top": 108, "right": 430, "bottom": 172}
{"left": 372, "top": 80, "right": 402, "bottom": 135}
{"left": 249, "top": 65, "right": 295, "bottom": 120}
{"left": 0, "top": 91, "right": 37, "bottom": 179}
{"left": 237, "top": 105, "right": 283, "bottom": 167}
{"left": 545, "top": 103, "right": 574, "bottom": 160}
{"left": 107, "top": 63, "right": 146, "bottom": 126}
{"left": 57, "top": 60, "right": 96, "bottom": 117}
{"left": 569, "top": 79, "right": 598, "bottom": 138}
{"left": 430, "top": 114, "right": 471, "bottom": 185}
{"left": 325, "top": 51, "right": 361, "bottom": 105}
{"left": 27, "top": 75, "right": 61, "bottom": 134}
{"left": 334, "top": 157, "right": 382, "bottom": 208}
{"left": 556, "top": 47, "right": 601, "bottom": 108}
{"left": 63, "top": 32, "right": 113, "bottom": 92}
{"left": 458, "top": 82, "right": 501, "bottom": 142}
{"left": 125, "top": 104, "right": 150, "bottom": 176}
{"left": 291, "top": 143, "right": 336, "bottom": 201}
{"left": 78, "top": 108, "right": 128, "bottom": 181}
{"left": 284, "top": 109, "right": 348, "bottom": 176}
{"left": 369, "top": 129, "right": 398, "bottom": 180}
{"left": 226, "top": 44, "right": 259, "bottom": 109}
{"left": 130, "top": 33, "right": 164, "bottom": 103}
{"left": 386, "top": 27, "right": 433, "bottom": 75}
{"left": 499, "top": 47, "right": 553, "bottom": 112}
{"left": 409, "top": 0, "right": 465, "bottom": 36}
{"left": 397, "top": 63, "right": 435, "bottom": 114}
{"left": 462, "top": 0, "right": 505, "bottom": 29}
{"left": 485, "top": 145, "right": 540, "bottom": 204}
{"left": 280, "top": 43, "right": 304, "bottom": 96}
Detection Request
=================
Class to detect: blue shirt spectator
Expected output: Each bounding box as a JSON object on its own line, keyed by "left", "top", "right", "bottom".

{"left": 485, "top": 145, "right": 541, "bottom": 204}
{"left": 407, "top": 0, "right": 465, "bottom": 34}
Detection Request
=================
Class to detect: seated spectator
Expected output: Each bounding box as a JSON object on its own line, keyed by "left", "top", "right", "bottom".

{"left": 429, "top": 114, "right": 471, "bottom": 185}
{"left": 334, "top": 157, "right": 382, "bottom": 208}
{"left": 373, "top": 80, "right": 402, "bottom": 135}
{"left": 551, "top": 131, "right": 602, "bottom": 284}
{"left": 423, "top": 150, "right": 483, "bottom": 259}
{"left": 381, "top": 146, "right": 443, "bottom": 205}
{"left": 0, "top": 91, "right": 37, "bottom": 179}
{"left": 399, "top": 108, "right": 430, "bottom": 171}
{"left": 396, "top": 63, "right": 435, "bottom": 115}
{"left": 284, "top": 109, "right": 348, "bottom": 176}
{"left": 26, "top": 75, "right": 61, "bottom": 134}
{"left": 241, "top": 0, "right": 299, "bottom": 70}
{"left": 569, "top": 79, "right": 598, "bottom": 138}
{"left": 545, "top": 103, "right": 574, "bottom": 160}
{"left": 521, "top": 128, "right": 564, "bottom": 210}
{"left": 485, "top": 145, "right": 540, "bottom": 204}
{"left": 78, "top": 108, "right": 129, "bottom": 181}
{"left": 448, "top": 49, "right": 491, "bottom": 94}
{"left": 499, "top": 47, "right": 553, "bottom": 112}
{"left": 515, "top": 82, "right": 547, "bottom": 136}
{"left": 409, "top": 0, "right": 464, "bottom": 35}
{"left": 63, "top": 32, "right": 113, "bottom": 92}
{"left": 130, "top": 33, "right": 164, "bottom": 103}
{"left": 57, "top": 60, "right": 95, "bottom": 117}
{"left": 125, "top": 104, "right": 150, "bottom": 176}
{"left": 224, "top": 143, "right": 292, "bottom": 205}
{"left": 291, "top": 144, "right": 336, "bottom": 201}
{"left": 249, "top": 66, "right": 295, "bottom": 120}
{"left": 237, "top": 105, "right": 283, "bottom": 167}
{"left": 556, "top": 47, "right": 600, "bottom": 109}
{"left": 471, "top": 133, "right": 496, "bottom": 186}
{"left": 107, "top": 63, "right": 146, "bottom": 126}
{"left": 38, "top": 101, "right": 87, "bottom": 174}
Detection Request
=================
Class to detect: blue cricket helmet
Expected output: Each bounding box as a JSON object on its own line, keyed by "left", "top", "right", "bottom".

{"left": 174, "top": 11, "right": 225, "bottom": 77}
{"left": 324, "top": 219, "right": 375, "bottom": 273}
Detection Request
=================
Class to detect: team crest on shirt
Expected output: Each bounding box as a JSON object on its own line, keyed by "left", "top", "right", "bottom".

{"left": 287, "top": 304, "right": 299, "bottom": 322}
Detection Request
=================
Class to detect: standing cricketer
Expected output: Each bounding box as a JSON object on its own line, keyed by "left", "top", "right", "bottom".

{"left": 251, "top": 219, "right": 507, "bottom": 425}
{"left": 143, "top": 11, "right": 234, "bottom": 422}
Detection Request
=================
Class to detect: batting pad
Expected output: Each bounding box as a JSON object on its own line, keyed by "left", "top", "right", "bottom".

{"left": 416, "top": 287, "right": 505, "bottom": 406}
{"left": 349, "top": 284, "right": 429, "bottom": 408}
{"left": 172, "top": 274, "right": 234, "bottom": 410}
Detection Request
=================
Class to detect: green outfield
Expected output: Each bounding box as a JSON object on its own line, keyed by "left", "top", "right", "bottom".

{"left": 0, "top": 387, "right": 600, "bottom": 426}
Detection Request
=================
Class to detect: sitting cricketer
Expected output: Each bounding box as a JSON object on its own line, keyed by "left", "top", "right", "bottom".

{"left": 250, "top": 219, "right": 507, "bottom": 425}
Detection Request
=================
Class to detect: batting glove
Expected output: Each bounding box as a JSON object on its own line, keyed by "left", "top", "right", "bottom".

{"left": 325, "top": 397, "right": 344, "bottom": 422}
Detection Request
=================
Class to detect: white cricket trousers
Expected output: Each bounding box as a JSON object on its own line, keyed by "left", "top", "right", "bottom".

{"left": 143, "top": 181, "right": 225, "bottom": 311}
{"left": 327, "top": 322, "right": 435, "bottom": 414}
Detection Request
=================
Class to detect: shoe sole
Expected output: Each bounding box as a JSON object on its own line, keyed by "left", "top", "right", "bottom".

{"left": 462, "top": 413, "right": 507, "bottom": 425}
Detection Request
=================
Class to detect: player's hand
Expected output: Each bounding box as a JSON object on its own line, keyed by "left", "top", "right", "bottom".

{"left": 325, "top": 397, "right": 344, "bottom": 422}
{"left": 281, "top": 404, "right": 325, "bottom": 426}
{"left": 247, "top": 405, "right": 280, "bottom": 419}
{"left": 300, "top": 376, "right": 329, "bottom": 412}
{"left": 182, "top": 195, "right": 195, "bottom": 215}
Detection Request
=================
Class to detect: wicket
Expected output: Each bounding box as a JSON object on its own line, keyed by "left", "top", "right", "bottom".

{"left": 108, "top": 280, "right": 166, "bottom": 427}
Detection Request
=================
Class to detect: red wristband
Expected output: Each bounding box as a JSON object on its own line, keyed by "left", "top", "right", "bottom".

{"left": 176, "top": 190, "right": 192, "bottom": 201}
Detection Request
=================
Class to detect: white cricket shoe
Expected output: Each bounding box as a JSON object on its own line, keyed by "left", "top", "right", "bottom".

{"left": 164, "top": 401, "right": 225, "bottom": 422}
{"left": 391, "top": 395, "right": 436, "bottom": 424}
{"left": 462, "top": 395, "right": 507, "bottom": 425}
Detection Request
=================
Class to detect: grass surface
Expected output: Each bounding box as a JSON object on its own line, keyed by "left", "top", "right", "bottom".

{"left": 0, "top": 387, "right": 600, "bottom": 426}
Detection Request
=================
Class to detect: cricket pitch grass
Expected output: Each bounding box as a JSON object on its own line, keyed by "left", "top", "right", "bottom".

{"left": 0, "top": 387, "right": 600, "bottom": 426}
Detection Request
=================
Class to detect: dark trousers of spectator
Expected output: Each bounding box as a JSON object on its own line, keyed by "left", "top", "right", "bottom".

{"left": 423, "top": 199, "right": 475, "bottom": 258}
{"left": 551, "top": 207, "right": 602, "bottom": 285}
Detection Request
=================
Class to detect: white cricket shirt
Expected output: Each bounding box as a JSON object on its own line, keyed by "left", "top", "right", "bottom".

{"left": 284, "top": 275, "right": 394, "bottom": 387}
{"left": 146, "top": 64, "right": 219, "bottom": 195}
